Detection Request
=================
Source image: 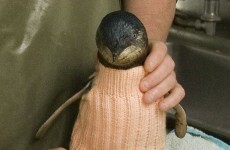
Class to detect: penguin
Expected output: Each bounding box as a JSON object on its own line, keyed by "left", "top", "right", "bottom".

{"left": 96, "top": 11, "right": 148, "bottom": 69}
{"left": 36, "top": 11, "right": 187, "bottom": 149}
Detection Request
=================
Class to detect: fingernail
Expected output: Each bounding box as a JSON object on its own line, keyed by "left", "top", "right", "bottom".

{"left": 140, "top": 80, "right": 149, "bottom": 92}
{"left": 149, "top": 62, "right": 155, "bottom": 71}
{"left": 145, "top": 63, "right": 154, "bottom": 73}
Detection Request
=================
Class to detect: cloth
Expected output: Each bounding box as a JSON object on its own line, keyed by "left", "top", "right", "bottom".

{"left": 0, "top": 1, "right": 119, "bottom": 150}
{"left": 166, "top": 126, "right": 230, "bottom": 150}
{"left": 70, "top": 64, "right": 166, "bottom": 149}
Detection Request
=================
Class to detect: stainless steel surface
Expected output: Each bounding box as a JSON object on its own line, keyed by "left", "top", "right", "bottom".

{"left": 174, "top": 13, "right": 220, "bottom": 36}
{"left": 167, "top": 27, "right": 230, "bottom": 142}
{"left": 175, "top": 0, "right": 222, "bottom": 36}
{"left": 177, "top": 0, "right": 230, "bottom": 22}
{"left": 0, "top": 1, "right": 120, "bottom": 149}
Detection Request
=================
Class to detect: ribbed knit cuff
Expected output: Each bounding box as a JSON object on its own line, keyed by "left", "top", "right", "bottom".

{"left": 95, "top": 64, "right": 146, "bottom": 97}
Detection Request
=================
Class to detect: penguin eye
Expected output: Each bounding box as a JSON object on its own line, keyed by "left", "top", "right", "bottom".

{"left": 132, "top": 30, "right": 139, "bottom": 39}
{"left": 133, "top": 33, "right": 137, "bottom": 38}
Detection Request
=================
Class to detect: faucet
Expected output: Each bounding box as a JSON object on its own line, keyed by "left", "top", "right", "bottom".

{"left": 200, "top": 0, "right": 221, "bottom": 36}
{"left": 173, "top": 0, "right": 221, "bottom": 36}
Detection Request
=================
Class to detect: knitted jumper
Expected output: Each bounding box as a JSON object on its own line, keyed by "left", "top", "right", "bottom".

{"left": 70, "top": 64, "right": 166, "bottom": 150}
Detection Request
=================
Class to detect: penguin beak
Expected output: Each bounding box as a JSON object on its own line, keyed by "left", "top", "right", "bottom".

{"left": 112, "top": 55, "right": 116, "bottom": 62}
{"left": 112, "top": 52, "right": 119, "bottom": 62}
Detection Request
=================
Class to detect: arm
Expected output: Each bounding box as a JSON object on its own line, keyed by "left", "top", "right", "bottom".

{"left": 123, "top": 0, "right": 185, "bottom": 111}
{"left": 122, "top": 0, "right": 175, "bottom": 41}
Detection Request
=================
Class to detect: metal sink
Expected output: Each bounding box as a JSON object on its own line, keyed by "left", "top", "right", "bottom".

{"left": 167, "top": 27, "right": 230, "bottom": 143}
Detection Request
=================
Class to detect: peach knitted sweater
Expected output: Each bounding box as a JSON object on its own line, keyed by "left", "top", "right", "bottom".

{"left": 70, "top": 64, "right": 166, "bottom": 150}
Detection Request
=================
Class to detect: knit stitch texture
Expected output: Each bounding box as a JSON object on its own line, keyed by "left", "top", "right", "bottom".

{"left": 70, "top": 64, "right": 166, "bottom": 150}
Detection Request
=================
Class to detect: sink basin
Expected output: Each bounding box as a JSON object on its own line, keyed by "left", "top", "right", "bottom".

{"left": 167, "top": 28, "right": 230, "bottom": 143}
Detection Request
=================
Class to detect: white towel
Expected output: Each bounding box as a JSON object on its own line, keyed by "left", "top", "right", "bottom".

{"left": 165, "top": 126, "right": 230, "bottom": 150}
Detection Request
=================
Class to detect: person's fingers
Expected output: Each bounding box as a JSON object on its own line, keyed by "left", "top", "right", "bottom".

{"left": 141, "top": 40, "right": 185, "bottom": 109}
{"left": 159, "top": 83, "right": 185, "bottom": 111}
{"left": 144, "top": 41, "right": 167, "bottom": 72}
{"left": 140, "top": 54, "right": 175, "bottom": 92}
{"left": 142, "top": 71, "right": 176, "bottom": 103}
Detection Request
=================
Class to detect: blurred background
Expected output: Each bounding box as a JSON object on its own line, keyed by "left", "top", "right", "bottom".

{"left": 167, "top": 0, "right": 230, "bottom": 144}
{"left": 0, "top": 0, "right": 120, "bottom": 149}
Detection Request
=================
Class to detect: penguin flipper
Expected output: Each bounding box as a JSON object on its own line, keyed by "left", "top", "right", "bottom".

{"left": 35, "top": 73, "right": 95, "bottom": 139}
{"left": 173, "top": 104, "right": 187, "bottom": 138}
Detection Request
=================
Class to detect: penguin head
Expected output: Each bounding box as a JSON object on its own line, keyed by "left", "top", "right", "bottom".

{"left": 96, "top": 11, "right": 148, "bottom": 69}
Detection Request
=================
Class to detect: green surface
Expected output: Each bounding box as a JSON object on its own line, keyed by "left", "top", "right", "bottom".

{"left": 0, "top": 0, "right": 119, "bottom": 149}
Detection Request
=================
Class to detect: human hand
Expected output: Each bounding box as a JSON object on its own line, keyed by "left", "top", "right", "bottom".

{"left": 140, "top": 41, "right": 185, "bottom": 111}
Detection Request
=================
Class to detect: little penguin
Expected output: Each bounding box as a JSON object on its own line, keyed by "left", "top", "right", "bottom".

{"left": 36, "top": 11, "right": 187, "bottom": 150}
